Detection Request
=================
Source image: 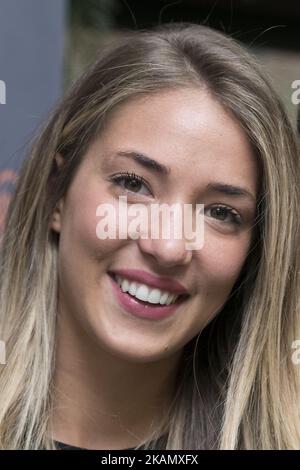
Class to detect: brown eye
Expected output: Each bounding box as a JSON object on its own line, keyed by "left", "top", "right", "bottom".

{"left": 206, "top": 205, "right": 242, "bottom": 225}
{"left": 109, "top": 172, "right": 152, "bottom": 196}
{"left": 124, "top": 175, "right": 142, "bottom": 192}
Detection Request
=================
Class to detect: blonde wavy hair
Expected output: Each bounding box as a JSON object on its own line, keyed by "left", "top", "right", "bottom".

{"left": 0, "top": 23, "right": 300, "bottom": 449}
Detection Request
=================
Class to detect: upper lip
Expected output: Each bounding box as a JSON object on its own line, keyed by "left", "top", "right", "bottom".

{"left": 109, "top": 269, "right": 190, "bottom": 296}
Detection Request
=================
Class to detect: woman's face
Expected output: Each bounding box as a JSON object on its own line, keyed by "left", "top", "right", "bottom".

{"left": 51, "top": 87, "right": 258, "bottom": 363}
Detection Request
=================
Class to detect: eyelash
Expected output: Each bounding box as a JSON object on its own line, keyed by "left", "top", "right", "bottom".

{"left": 108, "top": 171, "right": 152, "bottom": 195}
{"left": 206, "top": 205, "right": 242, "bottom": 226}
{"left": 108, "top": 171, "right": 242, "bottom": 226}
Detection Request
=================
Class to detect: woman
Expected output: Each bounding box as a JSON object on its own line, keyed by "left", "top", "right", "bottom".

{"left": 0, "top": 22, "right": 299, "bottom": 450}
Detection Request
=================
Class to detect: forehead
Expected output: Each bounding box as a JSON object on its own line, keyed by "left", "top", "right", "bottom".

{"left": 96, "top": 88, "right": 258, "bottom": 195}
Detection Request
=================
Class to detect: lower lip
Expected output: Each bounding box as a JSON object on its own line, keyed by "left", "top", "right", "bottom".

{"left": 108, "top": 274, "right": 188, "bottom": 320}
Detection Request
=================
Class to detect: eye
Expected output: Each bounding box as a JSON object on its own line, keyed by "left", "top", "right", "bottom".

{"left": 108, "top": 171, "right": 152, "bottom": 196}
{"left": 205, "top": 204, "right": 242, "bottom": 226}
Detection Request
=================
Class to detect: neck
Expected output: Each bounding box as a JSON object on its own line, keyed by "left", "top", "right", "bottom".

{"left": 51, "top": 306, "right": 182, "bottom": 450}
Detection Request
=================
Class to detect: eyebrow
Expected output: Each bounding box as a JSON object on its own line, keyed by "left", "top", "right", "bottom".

{"left": 114, "top": 150, "right": 256, "bottom": 203}
{"left": 206, "top": 182, "right": 256, "bottom": 203}
{"left": 115, "top": 150, "right": 170, "bottom": 175}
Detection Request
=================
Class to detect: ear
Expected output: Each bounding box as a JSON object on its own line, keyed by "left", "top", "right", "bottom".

{"left": 50, "top": 153, "right": 65, "bottom": 234}
{"left": 51, "top": 198, "right": 64, "bottom": 234}
{"left": 54, "top": 152, "right": 65, "bottom": 171}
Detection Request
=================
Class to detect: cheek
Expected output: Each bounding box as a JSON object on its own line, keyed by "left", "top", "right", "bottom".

{"left": 56, "top": 186, "right": 128, "bottom": 319}
{"left": 60, "top": 188, "right": 131, "bottom": 265}
{"left": 198, "top": 234, "right": 251, "bottom": 298}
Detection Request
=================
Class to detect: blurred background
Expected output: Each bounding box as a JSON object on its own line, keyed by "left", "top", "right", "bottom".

{"left": 0, "top": 0, "right": 300, "bottom": 234}
{"left": 66, "top": 0, "right": 300, "bottom": 120}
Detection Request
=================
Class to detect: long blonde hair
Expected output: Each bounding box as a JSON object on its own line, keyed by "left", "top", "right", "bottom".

{"left": 0, "top": 23, "right": 299, "bottom": 449}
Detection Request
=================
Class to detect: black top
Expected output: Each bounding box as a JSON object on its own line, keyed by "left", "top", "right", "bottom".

{"left": 55, "top": 440, "right": 141, "bottom": 450}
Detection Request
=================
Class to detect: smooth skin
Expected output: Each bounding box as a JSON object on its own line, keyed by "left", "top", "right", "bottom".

{"left": 50, "top": 87, "right": 258, "bottom": 449}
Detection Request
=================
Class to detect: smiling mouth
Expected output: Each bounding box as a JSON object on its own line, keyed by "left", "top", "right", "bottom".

{"left": 108, "top": 272, "right": 190, "bottom": 307}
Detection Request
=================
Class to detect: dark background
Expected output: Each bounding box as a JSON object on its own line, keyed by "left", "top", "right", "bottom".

{"left": 70, "top": 0, "right": 300, "bottom": 51}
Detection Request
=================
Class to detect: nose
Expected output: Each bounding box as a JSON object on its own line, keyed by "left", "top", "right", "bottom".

{"left": 128, "top": 200, "right": 201, "bottom": 267}
{"left": 136, "top": 233, "right": 193, "bottom": 268}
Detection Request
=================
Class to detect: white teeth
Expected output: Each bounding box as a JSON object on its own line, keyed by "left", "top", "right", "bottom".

{"left": 166, "top": 293, "right": 176, "bottom": 305}
{"left": 147, "top": 288, "right": 162, "bottom": 304}
{"left": 120, "top": 278, "right": 129, "bottom": 293}
{"left": 135, "top": 284, "right": 150, "bottom": 302}
{"left": 113, "top": 275, "right": 179, "bottom": 305}
{"left": 128, "top": 281, "right": 137, "bottom": 296}
{"left": 159, "top": 292, "right": 169, "bottom": 304}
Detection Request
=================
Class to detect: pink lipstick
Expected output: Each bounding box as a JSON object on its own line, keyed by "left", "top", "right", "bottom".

{"left": 108, "top": 271, "right": 189, "bottom": 320}
{"left": 109, "top": 269, "right": 189, "bottom": 295}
